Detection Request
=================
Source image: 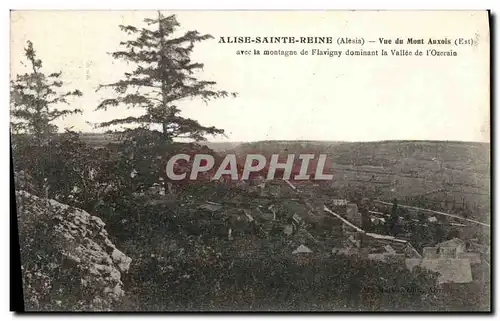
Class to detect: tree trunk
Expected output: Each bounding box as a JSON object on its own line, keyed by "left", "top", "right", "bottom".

{"left": 158, "top": 12, "right": 175, "bottom": 197}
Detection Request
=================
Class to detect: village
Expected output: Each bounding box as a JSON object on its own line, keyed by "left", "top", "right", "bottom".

{"left": 190, "top": 176, "right": 490, "bottom": 286}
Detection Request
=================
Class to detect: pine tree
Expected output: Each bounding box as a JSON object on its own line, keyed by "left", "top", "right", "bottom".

{"left": 96, "top": 12, "right": 236, "bottom": 141}
{"left": 10, "top": 41, "right": 83, "bottom": 144}
{"left": 96, "top": 12, "right": 236, "bottom": 194}
{"left": 433, "top": 223, "right": 447, "bottom": 243}
{"left": 11, "top": 40, "right": 84, "bottom": 196}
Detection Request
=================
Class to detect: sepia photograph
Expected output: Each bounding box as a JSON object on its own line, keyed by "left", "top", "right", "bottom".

{"left": 9, "top": 10, "right": 491, "bottom": 312}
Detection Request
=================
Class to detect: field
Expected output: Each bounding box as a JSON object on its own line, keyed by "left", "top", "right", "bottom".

{"left": 230, "top": 140, "right": 490, "bottom": 220}
{"left": 80, "top": 135, "right": 490, "bottom": 204}
{"left": 77, "top": 134, "right": 490, "bottom": 226}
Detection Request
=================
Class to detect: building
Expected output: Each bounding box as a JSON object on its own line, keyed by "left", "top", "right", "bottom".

{"left": 346, "top": 203, "right": 361, "bottom": 226}
{"left": 422, "top": 238, "right": 481, "bottom": 264}
{"left": 406, "top": 238, "right": 481, "bottom": 284}
{"left": 332, "top": 199, "right": 348, "bottom": 206}
{"left": 436, "top": 238, "right": 466, "bottom": 255}
{"left": 364, "top": 232, "right": 422, "bottom": 259}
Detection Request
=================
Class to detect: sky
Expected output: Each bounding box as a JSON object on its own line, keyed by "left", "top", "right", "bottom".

{"left": 10, "top": 10, "right": 490, "bottom": 142}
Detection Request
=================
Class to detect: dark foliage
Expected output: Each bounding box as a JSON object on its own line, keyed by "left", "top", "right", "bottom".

{"left": 95, "top": 11, "right": 237, "bottom": 194}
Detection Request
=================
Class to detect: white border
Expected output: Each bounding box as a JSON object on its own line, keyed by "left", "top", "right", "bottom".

{"left": 3, "top": 0, "right": 498, "bottom": 320}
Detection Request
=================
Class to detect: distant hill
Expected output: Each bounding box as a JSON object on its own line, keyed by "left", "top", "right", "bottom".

{"left": 232, "top": 140, "right": 490, "bottom": 218}
{"left": 77, "top": 134, "right": 490, "bottom": 176}
{"left": 202, "top": 141, "right": 244, "bottom": 152}
{"left": 75, "top": 133, "right": 490, "bottom": 213}
{"left": 233, "top": 140, "right": 489, "bottom": 174}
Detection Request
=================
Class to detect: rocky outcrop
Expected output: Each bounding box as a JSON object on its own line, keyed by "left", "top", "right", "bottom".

{"left": 15, "top": 190, "right": 132, "bottom": 311}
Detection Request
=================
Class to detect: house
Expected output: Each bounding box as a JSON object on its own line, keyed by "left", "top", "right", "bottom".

{"left": 370, "top": 216, "right": 385, "bottom": 225}
{"left": 428, "top": 238, "right": 481, "bottom": 264}
{"left": 428, "top": 216, "right": 438, "bottom": 223}
{"left": 363, "top": 232, "right": 422, "bottom": 260}
{"left": 332, "top": 199, "right": 348, "bottom": 206}
{"left": 362, "top": 233, "right": 421, "bottom": 262}
{"left": 439, "top": 246, "right": 459, "bottom": 259}
{"left": 437, "top": 238, "right": 466, "bottom": 254}
{"left": 406, "top": 238, "right": 481, "bottom": 284}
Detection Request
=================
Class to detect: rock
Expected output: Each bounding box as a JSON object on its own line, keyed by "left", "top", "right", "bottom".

{"left": 15, "top": 190, "right": 132, "bottom": 311}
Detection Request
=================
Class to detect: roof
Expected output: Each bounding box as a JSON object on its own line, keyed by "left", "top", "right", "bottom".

{"left": 365, "top": 232, "right": 407, "bottom": 243}
{"left": 384, "top": 245, "right": 396, "bottom": 254}
{"left": 292, "top": 244, "right": 313, "bottom": 254}
{"left": 332, "top": 199, "right": 348, "bottom": 206}
{"left": 370, "top": 217, "right": 386, "bottom": 223}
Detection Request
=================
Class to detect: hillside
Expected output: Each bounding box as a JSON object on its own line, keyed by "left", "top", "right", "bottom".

{"left": 75, "top": 134, "right": 490, "bottom": 223}
{"left": 13, "top": 135, "right": 491, "bottom": 311}
{"left": 231, "top": 140, "right": 490, "bottom": 220}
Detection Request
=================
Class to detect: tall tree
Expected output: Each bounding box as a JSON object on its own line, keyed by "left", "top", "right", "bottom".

{"left": 96, "top": 11, "right": 236, "bottom": 140}
{"left": 96, "top": 12, "right": 236, "bottom": 193}
{"left": 387, "top": 198, "right": 400, "bottom": 236}
{"left": 11, "top": 41, "right": 84, "bottom": 196}
{"left": 10, "top": 41, "right": 83, "bottom": 144}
